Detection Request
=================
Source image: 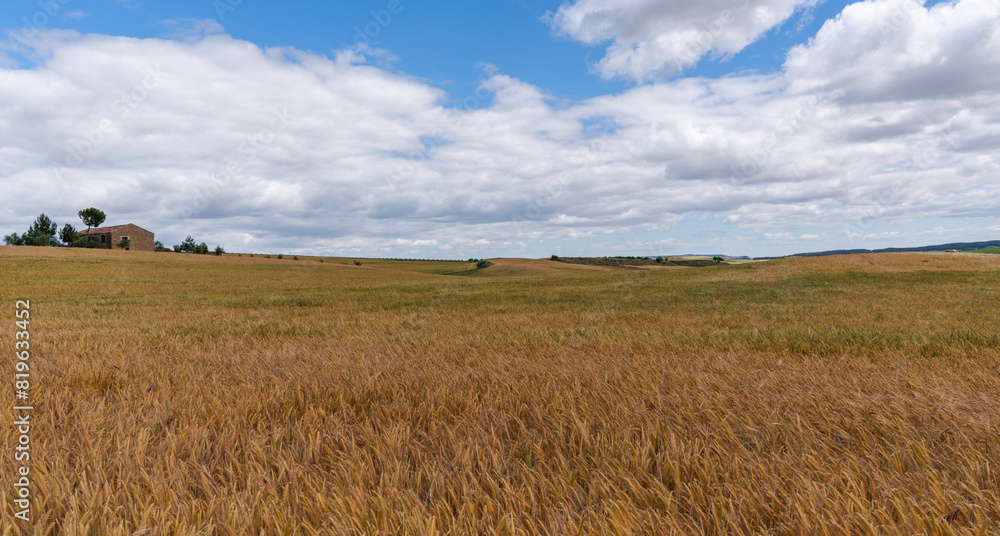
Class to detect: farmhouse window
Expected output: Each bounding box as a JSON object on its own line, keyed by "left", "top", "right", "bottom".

{"left": 101, "top": 235, "right": 106, "bottom": 243}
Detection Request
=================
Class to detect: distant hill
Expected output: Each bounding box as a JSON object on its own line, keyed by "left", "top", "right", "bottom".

{"left": 759, "top": 240, "right": 1000, "bottom": 260}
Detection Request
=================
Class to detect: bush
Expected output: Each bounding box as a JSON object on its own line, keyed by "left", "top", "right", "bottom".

{"left": 550, "top": 255, "right": 559, "bottom": 261}
{"left": 277, "top": 254, "right": 284, "bottom": 260}
{"left": 215, "top": 246, "right": 224, "bottom": 256}
{"left": 265, "top": 255, "right": 271, "bottom": 259}
{"left": 175, "top": 236, "right": 197, "bottom": 253}
{"left": 5, "top": 213, "right": 60, "bottom": 247}
{"left": 71, "top": 236, "right": 99, "bottom": 249}
{"left": 60, "top": 224, "right": 79, "bottom": 246}
{"left": 354, "top": 261, "right": 362, "bottom": 266}
{"left": 476, "top": 260, "right": 493, "bottom": 269}
{"left": 293, "top": 256, "right": 298, "bottom": 261}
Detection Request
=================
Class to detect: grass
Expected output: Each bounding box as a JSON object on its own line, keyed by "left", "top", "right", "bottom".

{"left": 972, "top": 247, "right": 1000, "bottom": 254}
{"left": 1, "top": 248, "right": 999, "bottom": 534}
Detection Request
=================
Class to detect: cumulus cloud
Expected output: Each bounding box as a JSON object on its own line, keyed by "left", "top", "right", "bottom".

{"left": 548, "top": 0, "right": 817, "bottom": 81}
{"left": 786, "top": 0, "right": 1000, "bottom": 102}
{"left": 1, "top": 0, "right": 999, "bottom": 258}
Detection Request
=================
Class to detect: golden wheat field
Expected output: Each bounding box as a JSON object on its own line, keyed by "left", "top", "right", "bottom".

{"left": 1, "top": 247, "right": 999, "bottom": 535}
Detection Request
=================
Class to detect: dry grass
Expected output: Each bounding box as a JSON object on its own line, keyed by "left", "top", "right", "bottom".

{"left": 1, "top": 248, "right": 999, "bottom": 535}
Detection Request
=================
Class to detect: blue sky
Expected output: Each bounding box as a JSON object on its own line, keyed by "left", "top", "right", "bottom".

{"left": 4, "top": 0, "right": 629, "bottom": 100}
{"left": 5, "top": 0, "right": 846, "bottom": 98}
{"left": 1, "top": 0, "right": 997, "bottom": 257}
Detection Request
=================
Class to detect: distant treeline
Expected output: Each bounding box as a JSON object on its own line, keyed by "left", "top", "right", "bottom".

{"left": 334, "top": 258, "right": 476, "bottom": 262}
{"left": 758, "top": 240, "right": 1000, "bottom": 260}
{"left": 4, "top": 208, "right": 116, "bottom": 248}
{"left": 550, "top": 255, "right": 719, "bottom": 267}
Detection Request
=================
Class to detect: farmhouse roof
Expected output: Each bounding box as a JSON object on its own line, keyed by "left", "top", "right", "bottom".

{"left": 78, "top": 224, "right": 151, "bottom": 235}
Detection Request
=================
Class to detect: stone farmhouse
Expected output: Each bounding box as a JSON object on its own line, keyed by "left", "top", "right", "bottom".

{"left": 77, "top": 224, "right": 155, "bottom": 251}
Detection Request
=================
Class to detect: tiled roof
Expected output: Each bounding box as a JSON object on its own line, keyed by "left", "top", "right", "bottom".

{"left": 78, "top": 223, "right": 151, "bottom": 236}
{"left": 77, "top": 225, "right": 125, "bottom": 235}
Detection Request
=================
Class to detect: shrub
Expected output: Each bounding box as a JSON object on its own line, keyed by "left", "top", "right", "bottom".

{"left": 175, "top": 236, "right": 197, "bottom": 253}
{"left": 354, "top": 261, "right": 362, "bottom": 266}
{"left": 6, "top": 213, "right": 60, "bottom": 247}
{"left": 476, "top": 260, "right": 493, "bottom": 269}
{"left": 550, "top": 255, "right": 559, "bottom": 261}
{"left": 293, "top": 256, "right": 298, "bottom": 261}
{"left": 60, "top": 224, "right": 79, "bottom": 246}
{"left": 71, "top": 236, "right": 99, "bottom": 249}
{"left": 277, "top": 254, "right": 284, "bottom": 260}
{"left": 215, "top": 246, "right": 225, "bottom": 256}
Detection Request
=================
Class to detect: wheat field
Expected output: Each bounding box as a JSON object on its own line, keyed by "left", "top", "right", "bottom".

{"left": 1, "top": 247, "right": 998, "bottom": 535}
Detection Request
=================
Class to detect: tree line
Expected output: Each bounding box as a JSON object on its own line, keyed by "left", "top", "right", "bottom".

{"left": 3, "top": 208, "right": 224, "bottom": 254}
{"left": 173, "top": 235, "right": 224, "bottom": 255}
{"left": 3, "top": 208, "right": 116, "bottom": 248}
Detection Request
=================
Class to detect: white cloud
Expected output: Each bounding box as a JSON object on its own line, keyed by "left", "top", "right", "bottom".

{"left": 786, "top": 0, "right": 1000, "bottom": 102}
{"left": 548, "top": 0, "right": 817, "bottom": 81}
{"left": 60, "top": 10, "right": 89, "bottom": 20}
{"left": 391, "top": 239, "right": 440, "bottom": 247}
{"left": 160, "top": 19, "right": 227, "bottom": 42}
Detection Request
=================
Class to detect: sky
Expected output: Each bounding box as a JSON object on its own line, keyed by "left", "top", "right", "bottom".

{"left": 1, "top": 0, "right": 997, "bottom": 258}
